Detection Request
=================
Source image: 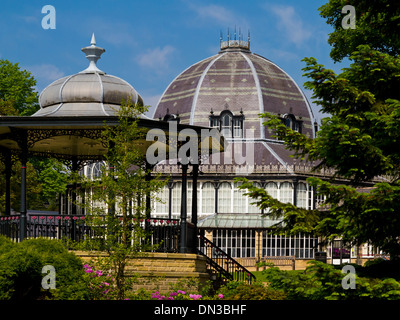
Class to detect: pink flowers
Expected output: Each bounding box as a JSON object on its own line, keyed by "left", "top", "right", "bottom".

{"left": 150, "top": 290, "right": 223, "bottom": 301}
{"left": 83, "top": 264, "right": 115, "bottom": 299}
{"left": 151, "top": 290, "right": 205, "bottom": 300}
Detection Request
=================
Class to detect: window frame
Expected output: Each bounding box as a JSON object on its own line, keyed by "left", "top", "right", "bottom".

{"left": 210, "top": 110, "right": 244, "bottom": 138}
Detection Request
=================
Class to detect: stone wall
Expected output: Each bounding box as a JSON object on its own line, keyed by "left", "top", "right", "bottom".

{"left": 73, "top": 251, "right": 210, "bottom": 292}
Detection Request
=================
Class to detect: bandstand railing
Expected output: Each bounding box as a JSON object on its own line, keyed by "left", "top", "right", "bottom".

{"left": 1, "top": 213, "right": 256, "bottom": 284}
{"left": 0, "top": 213, "right": 180, "bottom": 253}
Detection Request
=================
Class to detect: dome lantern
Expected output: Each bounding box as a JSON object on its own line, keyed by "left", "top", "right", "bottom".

{"left": 219, "top": 28, "right": 250, "bottom": 52}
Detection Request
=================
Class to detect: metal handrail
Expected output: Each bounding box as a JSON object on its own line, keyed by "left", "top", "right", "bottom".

{"left": 197, "top": 234, "right": 256, "bottom": 284}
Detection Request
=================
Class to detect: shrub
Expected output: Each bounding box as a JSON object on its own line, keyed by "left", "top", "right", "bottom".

{"left": 217, "top": 280, "right": 286, "bottom": 300}
{"left": 263, "top": 260, "right": 400, "bottom": 300}
{"left": 0, "top": 237, "right": 88, "bottom": 300}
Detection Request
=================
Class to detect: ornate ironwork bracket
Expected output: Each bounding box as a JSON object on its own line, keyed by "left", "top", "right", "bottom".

{"left": 25, "top": 128, "right": 107, "bottom": 149}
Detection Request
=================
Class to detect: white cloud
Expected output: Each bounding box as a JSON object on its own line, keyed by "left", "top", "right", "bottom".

{"left": 26, "top": 64, "right": 65, "bottom": 92}
{"left": 27, "top": 64, "right": 65, "bottom": 82}
{"left": 192, "top": 4, "right": 236, "bottom": 24}
{"left": 187, "top": 3, "right": 248, "bottom": 29}
{"left": 137, "top": 46, "right": 176, "bottom": 73}
{"left": 269, "top": 5, "right": 312, "bottom": 47}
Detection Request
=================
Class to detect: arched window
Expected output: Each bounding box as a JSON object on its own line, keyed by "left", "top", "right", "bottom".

{"left": 296, "top": 183, "right": 308, "bottom": 209}
{"left": 279, "top": 182, "right": 293, "bottom": 204}
{"left": 210, "top": 110, "right": 244, "bottom": 138}
{"left": 91, "top": 161, "right": 103, "bottom": 180}
{"left": 248, "top": 182, "right": 261, "bottom": 213}
{"left": 201, "top": 182, "right": 215, "bottom": 214}
{"left": 221, "top": 113, "right": 232, "bottom": 137}
{"left": 282, "top": 114, "right": 302, "bottom": 133}
{"left": 218, "top": 182, "right": 232, "bottom": 213}
{"left": 154, "top": 184, "right": 169, "bottom": 215}
{"left": 233, "top": 182, "right": 247, "bottom": 213}
{"left": 86, "top": 164, "right": 92, "bottom": 178}
{"left": 265, "top": 182, "right": 278, "bottom": 199}
{"left": 172, "top": 182, "right": 181, "bottom": 214}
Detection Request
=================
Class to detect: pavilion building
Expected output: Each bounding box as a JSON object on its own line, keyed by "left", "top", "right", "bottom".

{"left": 149, "top": 34, "right": 322, "bottom": 266}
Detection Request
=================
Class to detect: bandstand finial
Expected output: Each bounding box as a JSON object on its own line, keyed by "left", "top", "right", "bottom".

{"left": 80, "top": 33, "right": 106, "bottom": 74}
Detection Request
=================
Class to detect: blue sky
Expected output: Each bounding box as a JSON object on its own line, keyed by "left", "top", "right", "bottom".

{"left": 0, "top": 0, "right": 349, "bottom": 122}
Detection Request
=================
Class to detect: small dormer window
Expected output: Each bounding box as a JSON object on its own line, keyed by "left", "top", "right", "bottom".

{"left": 210, "top": 110, "right": 244, "bottom": 138}
{"left": 282, "top": 114, "right": 302, "bottom": 133}
{"left": 163, "top": 113, "right": 180, "bottom": 123}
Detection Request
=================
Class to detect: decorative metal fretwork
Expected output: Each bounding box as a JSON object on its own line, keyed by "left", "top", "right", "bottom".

{"left": 26, "top": 128, "right": 107, "bottom": 148}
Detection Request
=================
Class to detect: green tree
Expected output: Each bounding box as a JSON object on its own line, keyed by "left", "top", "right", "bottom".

{"left": 320, "top": 0, "right": 400, "bottom": 62}
{"left": 32, "top": 158, "right": 69, "bottom": 210}
{"left": 0, "top": 59, "right": 69, "bottom": 213}
{"left": 76, "top": 98, "right": 166, "bottom": 300}
{"left": 238, "top": 1, "right": 400, "bottom": 258}
{"left": 0, "top": 59, "right": 39, "bottom": 116}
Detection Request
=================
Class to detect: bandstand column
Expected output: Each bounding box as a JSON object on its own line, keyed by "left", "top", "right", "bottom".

{"left": 168, "top": 182, "right": 173, "bottom": 220}
{"left": 191, "top": 163, "right": 199, "bottom": 253}
{"left": 71, "top": 158, "right": 78, "bottom": 216}
{"left": 145, "top": 162, "right": 153, "bottom": 232}
{"left": 71, "top": 157, "right": 78, "bottom": 241}
{"left": 19, "top": 131, "right": 28, "bottom": 242}
{"left": 180, "top": 163, "right": 188, "bottom": 253}
{"left": 4, "top": 150, "right": 12, "bottom": 216}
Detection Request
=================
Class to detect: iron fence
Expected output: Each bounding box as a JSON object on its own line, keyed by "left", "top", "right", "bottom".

{"left": 0, "top": 214, "right": 180, "bottom": 253}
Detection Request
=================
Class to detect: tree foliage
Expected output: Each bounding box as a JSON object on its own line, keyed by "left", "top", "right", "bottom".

{"left": 320, "top": 0, "right": 400, "bottom": 62}
{"left": 74, "top": 99, "right": 166, "bottom": 299}
{"left": 0, "top": 59, "right": 39, "bottom": 116}
{"left": 264, "top": 261, "right": 400, "bottom": 300}
{"left": 0, "top": 59, "right": 69, "bottom": 213}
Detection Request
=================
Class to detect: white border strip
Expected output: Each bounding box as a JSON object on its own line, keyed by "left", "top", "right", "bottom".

{"left": 240, "top": 52, "right": 266, "bottom": 139}
{"left": 189, "top": 53, "right": 226, "bottom": 125}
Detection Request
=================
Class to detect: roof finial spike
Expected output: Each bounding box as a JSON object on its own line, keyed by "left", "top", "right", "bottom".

{"left": 90, "top": 33, "right": 96, "bottom": 46}
{"left": 81, "top": 34, "right": 106, "bottom": 74}
{"left": 220, "top": 27, "right": 250, "bottom": 51}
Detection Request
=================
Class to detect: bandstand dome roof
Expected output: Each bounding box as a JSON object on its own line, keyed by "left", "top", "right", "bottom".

{"left": 33, "top": 34, "right": 143, "bottom": 117}
{"left": 152, "top": 34, "right": 316, "bottom": 169}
